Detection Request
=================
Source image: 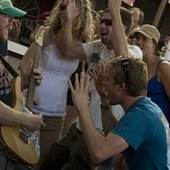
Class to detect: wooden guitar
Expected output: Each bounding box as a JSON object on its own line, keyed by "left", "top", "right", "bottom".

{"left": 0, "top": 25, "right": 44, "bottom": 165}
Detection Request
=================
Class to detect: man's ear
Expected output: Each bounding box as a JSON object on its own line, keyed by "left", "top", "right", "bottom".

{"left": 119, "top": 82, "right": 128, "bottom": 91}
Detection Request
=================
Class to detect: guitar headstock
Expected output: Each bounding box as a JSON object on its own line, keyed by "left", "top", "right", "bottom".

{"left": 31, "top": 25, "right": 45, "bottom": 46}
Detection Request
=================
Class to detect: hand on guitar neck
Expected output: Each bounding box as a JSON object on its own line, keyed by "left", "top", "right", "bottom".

{"left": 21, "top": 59, "right": 43, "bottom": 91}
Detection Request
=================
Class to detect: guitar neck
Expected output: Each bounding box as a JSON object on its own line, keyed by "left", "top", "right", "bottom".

{"left": 21, "top": 19, "right": 44, "bottom": 26}
{"left": 26, "top": 45, "right": 41, "bottom": 111}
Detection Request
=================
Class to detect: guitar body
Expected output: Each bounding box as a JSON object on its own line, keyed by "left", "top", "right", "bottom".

{"left": 0, "top": 77, "right": 39, "bottom": 165}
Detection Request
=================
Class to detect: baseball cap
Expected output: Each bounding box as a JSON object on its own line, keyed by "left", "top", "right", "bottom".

{"left": 130, "top": 24, "right": 160, "bottom": 43}
{"left": 0, "top": 0, "right": 26, "bottom": 17}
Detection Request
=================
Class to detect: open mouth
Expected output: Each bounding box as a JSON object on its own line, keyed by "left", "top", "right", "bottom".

{"left": 100, "top": 32, "right": 108, "bottom": 38}
{"left": 101, "top": 32, "right": 108, "bottom": 36}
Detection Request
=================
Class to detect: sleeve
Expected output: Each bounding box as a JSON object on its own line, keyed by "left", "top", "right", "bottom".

{"left": 111, "top": 110, "right": 151, "bottom": 150}
{"left": 82, "top": 40, "right": 102, "bottom": 63}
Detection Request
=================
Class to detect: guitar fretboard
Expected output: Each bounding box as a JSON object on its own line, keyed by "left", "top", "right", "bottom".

{"left": 21, "top": 19, "right": 44, "bottom": 26}
{"left": 26, "top": 45, "right": 41, "bottom": 111}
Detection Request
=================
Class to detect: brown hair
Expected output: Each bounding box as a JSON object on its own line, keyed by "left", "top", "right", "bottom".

{"left": 129, "top": 7, "right": 144, "bottom": 26}
{"left": 103, "top": 7, "right": 132, "bottom": 35}
{"left": 108, "top": 56, "right": 148, "bottom": 96}
{"left": 46, "top": 0, "right": 94, "bottom": 42}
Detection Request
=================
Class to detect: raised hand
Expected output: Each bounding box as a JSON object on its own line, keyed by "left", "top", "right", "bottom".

{"left": 69, "top": 72, "right": 89, "bottom": 114}
{"left": 93, "top": 63, "right": 109, "bottom": 99}
{"left": 60, "top": 0, "right": 85, "bottom": 29}
{"left": 9, "top": 19, "right": 21, "bottom": 38}
{"left": 108, "top": 0, "right": 121, "bottom": 16}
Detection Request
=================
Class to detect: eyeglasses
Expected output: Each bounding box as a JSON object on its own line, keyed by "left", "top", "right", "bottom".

{"left": 121, "top": 58, "right": 129, "bottom": 85}
{"left": 100, "top": 19, "right": 112, "bottom": 26}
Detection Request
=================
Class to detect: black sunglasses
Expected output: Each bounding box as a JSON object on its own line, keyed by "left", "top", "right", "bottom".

{"left": 121, "top": 58, "right": 129, "bottom": 85}
{"left": 100, "top": 19, "right": 112, "bottom": 26}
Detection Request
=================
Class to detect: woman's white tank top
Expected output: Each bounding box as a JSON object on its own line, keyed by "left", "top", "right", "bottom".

{"left": 33, "top": 42, "right": 79, "bottom": 116}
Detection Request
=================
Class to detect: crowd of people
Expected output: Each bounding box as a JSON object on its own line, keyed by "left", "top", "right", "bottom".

{"left": 0, "top": 0, "right": 170, "bottom": 170}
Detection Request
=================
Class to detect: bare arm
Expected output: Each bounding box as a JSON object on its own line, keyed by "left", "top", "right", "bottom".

{"left": 94, "top": 63, "right": 118, "bottom": 134}
{"left": 56, "top": 0, "right": 86, "bottom": 59}
{"left": 0, "top": 101, "right": 45, "bottom": 131}
{"left": 69, "top": 72, "right": 128, "bottom": 163}
{"left": 109, "top": 0, "right": 129, "bottom": 56}
{"left": 159, "top": 61, "right": 170, "bottom": 100}
{"left": 100, "top": 98, "right": 118, "bottom": 134}
{"left": 57, "top": 32, "right": 86, "bottom": 59}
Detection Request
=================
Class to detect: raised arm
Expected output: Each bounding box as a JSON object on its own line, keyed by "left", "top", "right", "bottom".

{"left": 56, "top": 0, "right": 88, "bottom": 59}
{"left": 69, "top": 71, "right": 128, "bottom": 163}
{"left": 109, "top": 0, "right": 129, "bottom": 56}
{"left": 94, "top": 63, "right": 118, "bottom": 134}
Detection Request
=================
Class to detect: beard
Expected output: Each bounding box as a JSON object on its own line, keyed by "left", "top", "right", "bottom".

{"left": 101, "top": 38, "right": 112, "bottom": 47}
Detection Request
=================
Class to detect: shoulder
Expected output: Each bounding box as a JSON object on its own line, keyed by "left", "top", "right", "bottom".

{"left": 82, "top": 40, "right": 105, "bottom": 56}
{"left": 158, "top": 59, "right": 170, "bottom": 73}
{"left": 83, "top": 39, "right": 103, "bottom": 48}
{"left": 157, "top": 59, "right": 170, "bottom": 80}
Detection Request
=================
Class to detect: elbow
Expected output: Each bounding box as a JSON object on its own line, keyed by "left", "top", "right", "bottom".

{"left": 89, "top": 151, "right": 106, "bottom": 164}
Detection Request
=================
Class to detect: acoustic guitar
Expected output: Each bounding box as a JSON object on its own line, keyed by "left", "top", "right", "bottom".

{"left": 0, "top": 25, "right": 44, "bottom": 165}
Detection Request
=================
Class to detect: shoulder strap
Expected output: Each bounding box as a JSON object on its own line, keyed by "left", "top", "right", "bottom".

{"left": 0, "top": 56, "right": 19, "bottom": 78}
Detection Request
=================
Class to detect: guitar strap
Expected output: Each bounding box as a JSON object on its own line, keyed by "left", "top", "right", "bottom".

{"left": 0, "top": 56, "right": 19, "bottom": 78}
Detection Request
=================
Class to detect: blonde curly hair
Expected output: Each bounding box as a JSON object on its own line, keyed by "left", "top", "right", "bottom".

{"left": 45, "top": 0, "right": 94, "bottom": 42}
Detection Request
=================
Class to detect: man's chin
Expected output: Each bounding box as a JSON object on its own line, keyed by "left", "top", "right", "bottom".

{"left": 101, "top": 38, "right": 107, "bottom": 45}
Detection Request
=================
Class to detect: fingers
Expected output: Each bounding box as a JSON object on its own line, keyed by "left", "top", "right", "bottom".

{"left": 33, "top": 95, "right": 40, "bottom": 105}
{"left": 12, "top": 19, "right": 21, "bottom": 29}
{"left": 33, "top": 69, "right": 43, "bottom": 86}
{"left": 80, "top": 72, "right": 89, "bottom": 90}
{"left": 68, "top": 78, "right": 75, "bottom": 94}
{"left": 25, "top": 59, "right": 33, "bottom": 77}
{"left": 96, "top": 62, "right": 108, "bottom": 78}
{"left": 69, "top": 72, "right": 89, "bottom": 92}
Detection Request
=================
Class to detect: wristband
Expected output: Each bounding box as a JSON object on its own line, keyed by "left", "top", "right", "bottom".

{"left": 100, "top": 104, "right": 111, "bottom": 110}
{"left": 62, "top": 28, "right": 72, "bottom": 32}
